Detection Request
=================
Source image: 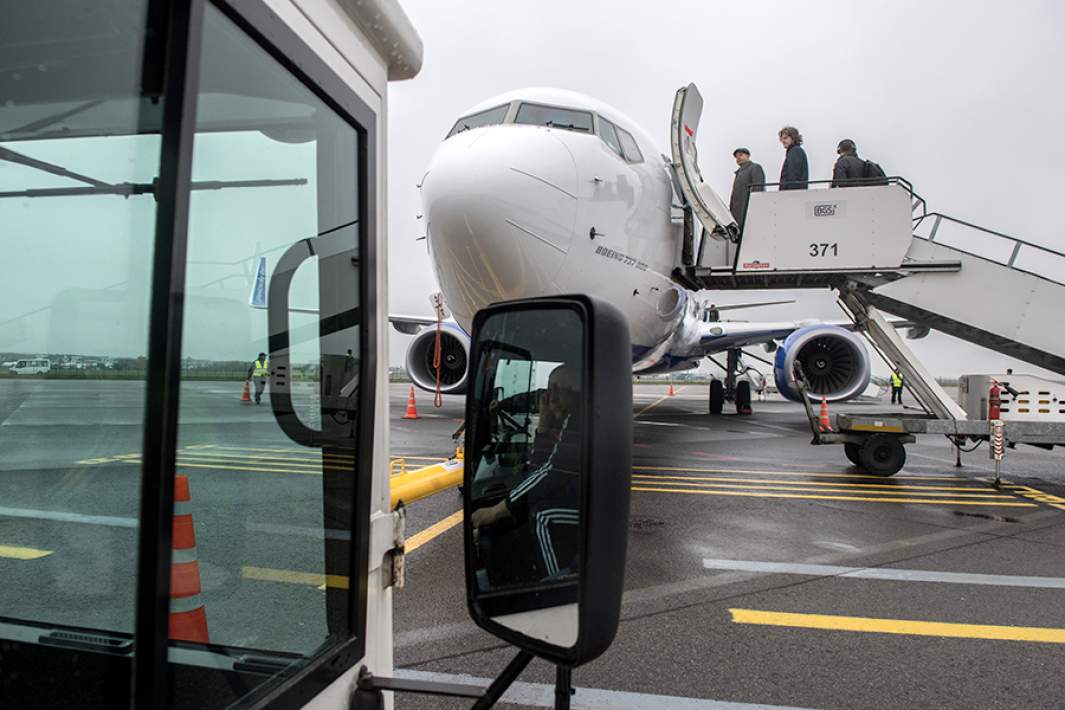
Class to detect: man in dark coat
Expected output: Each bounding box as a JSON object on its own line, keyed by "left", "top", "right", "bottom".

{"left": 832, "top": 139, "right": 867, "bottom": 187}
{"left": 729, "top": 148, "right": 765, "bottom": 231}
{"left": 778, "top": 126, "right": 808, "bottom": 190}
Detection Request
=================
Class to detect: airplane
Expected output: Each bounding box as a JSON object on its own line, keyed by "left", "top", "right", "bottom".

{"left": 396, "top": 84, "right": 925, "bottom": 413}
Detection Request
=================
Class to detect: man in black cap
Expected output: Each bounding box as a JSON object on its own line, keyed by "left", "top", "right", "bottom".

{"left": 831, "top": 139, "right": 868, "bottom": 187}
{"left": 729, "top": 148, "right": 766, "bottom": 232}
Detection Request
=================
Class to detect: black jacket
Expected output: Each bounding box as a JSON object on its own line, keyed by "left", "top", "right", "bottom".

{"left": 832, "top": 152, "right": 866, "bottom": 187}
{"left": 729, "top": 160, "right": 766, "bottom": 227}
{"left": 779, "top": 144, "right": 808, "bottom": 190}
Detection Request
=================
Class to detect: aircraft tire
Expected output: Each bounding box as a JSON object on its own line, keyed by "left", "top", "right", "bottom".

{"left": 844, "top": 442, "right": 861, "bottom": 465}
{"left": 859, "top": 434, "right": 905, "bottom": 476}
{"left": 735, "top": 381, "right": 752, "bottom": 415}
{"left": 709, "top": 380, "right": 724, "bottom": 414}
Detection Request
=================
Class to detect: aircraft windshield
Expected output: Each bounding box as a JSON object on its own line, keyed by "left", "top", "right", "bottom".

{"left": 446, "top": 104, "right": 509, "bottom": 138}
{"left": 514, "top": 103, "right": 593, "bottom": 133}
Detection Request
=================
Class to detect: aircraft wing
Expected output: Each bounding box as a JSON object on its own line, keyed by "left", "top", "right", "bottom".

{"left": 388, "top": 315, "right": 437, "bottom": 334}
{"left": 697, "top": 318, "right": 928, "bottom": 353}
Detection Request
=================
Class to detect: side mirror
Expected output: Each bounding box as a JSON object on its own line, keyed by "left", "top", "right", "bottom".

{"left": 463, "top": 295, "right": 631, "bottom": 668}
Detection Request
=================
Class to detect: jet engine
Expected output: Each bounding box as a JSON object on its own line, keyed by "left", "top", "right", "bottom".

{"left": 404, "top": 323, "right": 470, "bottom": 395}
{"left": 773, "top": 325, "right": 871, "bottom": 402}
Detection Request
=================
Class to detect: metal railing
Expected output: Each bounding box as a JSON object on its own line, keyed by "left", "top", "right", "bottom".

{"left": 912, "top": 211, "right": 1065, "bottom": 285}
{"left": 746, "top": 176, "right": 927, "bottom": 219}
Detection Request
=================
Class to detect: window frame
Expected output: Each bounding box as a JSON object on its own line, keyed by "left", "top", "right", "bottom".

{"left": 0, "top": 1, "right": 379, "bottom": 708}
{"left": 614, "top": 125, "right": 644, "bottom": 164}
{"left": 513, "top": 101, "right": 595, "bottom": 134}
{"left": 596, "top": 115, "right": 624, "bottom": 159}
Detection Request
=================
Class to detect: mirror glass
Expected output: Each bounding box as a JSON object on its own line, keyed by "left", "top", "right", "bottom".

{"left": 467, "top": 306, "right": 584, "bottom": 648}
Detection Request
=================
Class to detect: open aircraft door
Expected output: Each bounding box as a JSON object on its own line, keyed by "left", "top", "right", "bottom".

{"left": 670, "top": 83, "right": 739, "bottom": 239}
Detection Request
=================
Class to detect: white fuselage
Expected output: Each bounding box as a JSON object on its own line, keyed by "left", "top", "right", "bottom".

{"left": 420, "top": 88, "right": 803, "bottom": 372}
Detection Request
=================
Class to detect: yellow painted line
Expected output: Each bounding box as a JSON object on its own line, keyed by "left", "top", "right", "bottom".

{"left": 177, "top": 462, "right": 321, "bottom": 476}
{"left": 630, "top": 477, "right": 1014, "bottom": 499}
{"left": 635, "top": 464, "right": 965, "bottom": 482}
{"left": 634, "top": 386, "right": 684, "bottom": 418}
{"left": 176, "top": 455, "right": 346, "bottom": 472}
{"left": 406, "top": 510, "right": 464, "bottom": 553}
{"left": 177, "top": 451, "right": 343, "bottom": 466}
{"left": 241, "top": 565, "right": 349, "bottom": 589}
{"left": 0, "top": 545, "right": 53, "bottom": 560}
{"left": 632, "top": 485, "right": 1039, "bottom": 507}
{"left": 729, "top": 608, "right": 1065, "bottom": 644}
{"left": 631, "top": 473, "right": 1002, "bottom": 494}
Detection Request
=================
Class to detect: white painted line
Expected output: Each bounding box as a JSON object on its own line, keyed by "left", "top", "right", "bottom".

{"left": 395, "top": 670, "right": 809, "bottom": 709}
{"left": 703, "top": 558, "right": 1065, "bottom": 589}
{"left": 0, "top": 506, "right": 137, "bottom": 528}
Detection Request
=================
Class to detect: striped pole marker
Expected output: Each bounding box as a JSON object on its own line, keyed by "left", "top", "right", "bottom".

{"left": 170, "top": 475, "right": 209, "bottom": 642}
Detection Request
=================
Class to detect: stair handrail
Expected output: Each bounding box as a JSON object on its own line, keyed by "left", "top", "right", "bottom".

{"left": 913, "top": 211, "right": 1065, "bottom": 278}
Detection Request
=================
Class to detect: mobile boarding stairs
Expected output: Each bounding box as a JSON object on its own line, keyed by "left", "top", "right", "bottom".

{"left": 674, "top": 178, "right": 1065, "bottom": 476}
{"left": 669, "top": 85, "right": 1065, "bottom": 477}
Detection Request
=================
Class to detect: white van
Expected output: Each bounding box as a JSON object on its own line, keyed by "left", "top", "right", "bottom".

{"left": 10, "top": 359, "right": 51, "bottom": 375}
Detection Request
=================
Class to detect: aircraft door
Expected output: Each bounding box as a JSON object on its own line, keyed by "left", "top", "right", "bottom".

{"left": 670, "top": 84, "right": 739, "bottom": 239}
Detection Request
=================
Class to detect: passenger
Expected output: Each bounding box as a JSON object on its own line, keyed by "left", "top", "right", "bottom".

{"left": 246, "top": 352, "right": 270, "bottom": 405}
{"left": 729, "top": 148, "right": 766, "bottom": 231}
{"left": 890, "top": 369, "right": 904, "bottom": 405}
{"left": 777, "top": 126, "right": 808, "bottom": 190}
{"left": 831, "top": 139, "right": 867, "bottom": 187}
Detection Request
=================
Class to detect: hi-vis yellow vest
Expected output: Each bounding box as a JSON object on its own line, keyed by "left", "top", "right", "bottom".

{"left": 252, "top": 358, "right": 269, "bottom": 377}
{"left": 890, "top": 372, "right": 903, "bottom": 387}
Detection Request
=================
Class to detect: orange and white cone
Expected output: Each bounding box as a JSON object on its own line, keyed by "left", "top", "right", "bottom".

{"left": 818, "top": 397, "right": 833, "bottom": 432}
{"left": 170, "top": 475, "right": 209, "bottom": 642}
{"left": 667, "top": 382, "right": 675, "bottom": 397}
{"left": 403, "top": 385, "right": 420, "bottom": 420}
{"left": 240, "top": 380, "right": 252, "bottom": 405}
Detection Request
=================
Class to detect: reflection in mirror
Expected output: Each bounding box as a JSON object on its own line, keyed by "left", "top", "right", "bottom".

{"left": 467, "top": 308, "right": 584, "bottom": 648}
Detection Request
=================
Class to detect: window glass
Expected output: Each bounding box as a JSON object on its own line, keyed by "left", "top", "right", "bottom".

{"left": 0, "top": 0, "right": 155, "bottom": 649}
{"left": 446, "top": 104, "right": 509, "bottom": 138}
{"left": 616, "top": 127, "right": 644, "bottom": 163}
{"left": 168, "top": 4, "right": 364, "bottom": 705}
{"left": 598, "top": 117, "right": 623, "bottom": 157}
{"left": 514, "top": 103, "right": 593, "bottom": 133}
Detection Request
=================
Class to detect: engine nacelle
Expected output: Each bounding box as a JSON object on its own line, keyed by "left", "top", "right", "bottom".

{"left": 404, "top": 323, "right": 470, "bottom": 395}
{"left": 774, "top": 325, "right": 870, "bottom": 402}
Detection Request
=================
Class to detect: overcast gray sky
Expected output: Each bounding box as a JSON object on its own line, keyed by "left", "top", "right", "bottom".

{"left": 385, "top": 0, "right": 1065, "bottom": 378}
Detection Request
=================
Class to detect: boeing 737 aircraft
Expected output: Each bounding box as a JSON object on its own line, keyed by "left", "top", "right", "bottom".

{"left": 396, "top": 84, "right": 922, "bottom": 412}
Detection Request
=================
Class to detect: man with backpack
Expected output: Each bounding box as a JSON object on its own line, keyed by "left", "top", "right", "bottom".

{"left": 831, "top": 139, "right": 887, "bottom": 187}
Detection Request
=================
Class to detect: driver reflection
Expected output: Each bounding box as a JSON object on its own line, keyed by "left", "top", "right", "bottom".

{"left": 472, "top": 365, "right": 580, "bottom": 581}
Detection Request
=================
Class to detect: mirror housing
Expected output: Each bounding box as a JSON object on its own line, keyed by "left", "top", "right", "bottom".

{"left": 462, "top": 294, "right": 631, "bottom": 667}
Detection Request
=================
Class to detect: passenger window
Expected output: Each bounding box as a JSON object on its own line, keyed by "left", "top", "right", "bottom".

{"left": 598, "top": 117, "right": 624, "bottom": 157}
{"left": 514, "top": 103, "right": 594, "bottom": 133}
{"left": 616, "top": 127, "right": 644, "bottom": 163}
{"left": 447, "top": 104, "right": 509, "bottom": 138}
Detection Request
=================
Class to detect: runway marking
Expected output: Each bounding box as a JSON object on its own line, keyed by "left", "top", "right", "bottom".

{"left": 634, "top": 387, "right": 685, "bottom": 418}
{"left": 241, "top": 565, "right": 349, "bottom": 590}
{"left": 705, "top": 559, "right": 1065, "bottom": 588}
{"left": 176, "top": 461, "right": 322, "bottom": 476}
{"left": 632, "top": 477, "right": 1015, "bottom": 499}
{"left": 729, "top": 608, "right": 1065, "bottom": 644}
{"left": 395, "top": 669, "right": 810, "bottom": 709}
{"left": 632, "top": 485, "right": 1039, "bottom": 507}
{"left": 633, "top": 473, "right": 1010, "bottom": 494}
{"left": 406, "top": 510, "right": 464, "bottom": 553}
{"left": 635, "top": 464, "right": 968, "bottom": 482}
{"left": 0, "top": 544, "right": 52, "bottom": 560}
{"left": 0, "top": 506, "right": 137, "bottom": 528}
{"left": 1006, "top": 484, "right": 1065, "bottom": 512}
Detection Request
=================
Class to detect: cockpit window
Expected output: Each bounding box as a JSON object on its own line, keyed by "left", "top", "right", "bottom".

{"left": 598, "top": 117, "right": 624, "bottom": 157}
{"left": 447, "top": 104, "right": 509, "bottom": 138}
{"left": 514, "top": 103, "right": 593, "bottom": 133}
{"left": 616, "top": 127, "right": 644, "bottom": 163}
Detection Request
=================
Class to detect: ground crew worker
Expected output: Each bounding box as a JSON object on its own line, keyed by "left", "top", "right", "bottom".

{"left": 729, "top": 148, "right": 766, "bottom": 231}
{"left": 247, "top": 352, "right": 269, "bottom": 405}
{"left": 890, "top": 368, "right": 904, "bottom": 405}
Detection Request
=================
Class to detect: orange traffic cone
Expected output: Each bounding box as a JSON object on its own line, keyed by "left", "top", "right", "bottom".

{"left": 667, "top": 382, "right": 675, "bottom": 397}
{"left": 403, "top": 385, "right": 420, "bottom": 420}
{"left": 170, "top": 475, "right": 209, "bottom": 642}
{"left": 240, "top": 380, "right": 252, "bottom": 405}
{"left": 819, "top": 397, "right": 833, "bottom": 432}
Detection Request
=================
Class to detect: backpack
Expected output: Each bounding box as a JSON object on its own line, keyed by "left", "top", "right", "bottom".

{"left": 864, "top": 159, "right": 888, "bottom": 185}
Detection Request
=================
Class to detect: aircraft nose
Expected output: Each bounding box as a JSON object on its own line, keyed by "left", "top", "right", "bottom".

{"left": 421, "top": 127, "right": 579, "bottom": 330}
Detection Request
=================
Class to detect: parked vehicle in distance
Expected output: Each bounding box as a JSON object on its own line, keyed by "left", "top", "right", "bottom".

{"left": 9, "top": 359, "right": 51, "bottom": 375}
